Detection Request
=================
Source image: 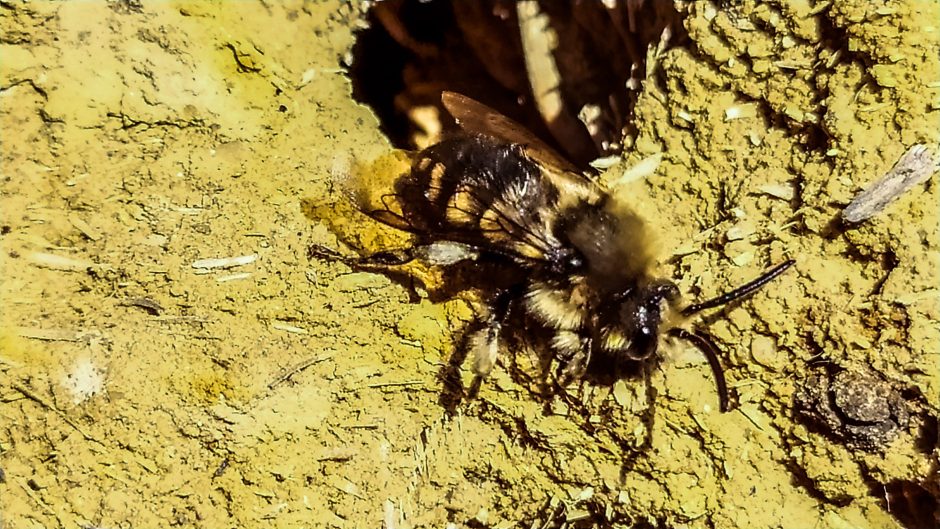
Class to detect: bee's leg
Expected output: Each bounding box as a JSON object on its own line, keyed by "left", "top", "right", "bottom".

{"left": 307, "top": 243, "right": 416, "bottom": 267}
{"left": 553, "top": 331, "right": 592, "bottom": 386}
{"left": 468, "top": 284, "right": 524, "bottom": 377}
{"left": 468, "top": 321, "right": 502, "bottom": 377}
{"left": 442, "top": 321, "right": 499, "bottom": 407}
{"left": 436, "top": 283, "right": 526, "bottom": 409}
{"left": 308, "top": 241, "right": 482, "bottom": 269}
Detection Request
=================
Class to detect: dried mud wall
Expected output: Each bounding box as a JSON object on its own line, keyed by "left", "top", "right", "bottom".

{"left": 1, "top": 1, "right": 938, "bottom": 528}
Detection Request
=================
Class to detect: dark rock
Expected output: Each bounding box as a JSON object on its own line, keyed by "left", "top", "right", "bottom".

{"left": 795, "top": 367, "right": 909, "bottom": 451}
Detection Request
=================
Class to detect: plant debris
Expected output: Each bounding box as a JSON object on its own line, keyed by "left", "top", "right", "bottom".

{"left": 843, "top": 144, "right": 938, "bottom": 223}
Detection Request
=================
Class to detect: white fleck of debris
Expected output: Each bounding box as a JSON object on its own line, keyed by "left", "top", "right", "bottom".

{"left": 826, "top": 49, "right": 843, "bottom": 68}
{"left": 732, "top": 252, "right": 754, "bottom": 266}
{"left": 299, "top": 68, "right": 316, "bottom": 87}
{"left": 757, "top": 183, "right": 794, "bottom": 201}
{"left": 609, "top": 152, "right": 663, "bottom": 187}
{"left": 577, "top": 486, "right": 595, "bottom": 501}
{"left": 144, "top": 234, "right": 168, "bottom": 247}
{"left": 724, "top": 103, "right": 758, "bottom": 121}
{"left": 843, "top": 144, "right": 938, "bottom": 223}
{"left": 271, "top": 322, "right": 308, "bottom": 334}
{"left": 69, "top": 215, "right": 102, "bottom": 241}
{"left": 618, "top": 490, "right": 631, "bottom": 504}
{"left": 341, "top": 479, "right": 362, "bottom": 498}
{"left": 383, "top": 500, "right": 396, "bottom": 529}
{"left": 726, "top": 222, "right": 754, "bottom": 241}
{"left": 62, "top": 358, "right": 105, "bottom": 404}
{"left": 703, "top": 2, "right": 718, "bottom": 21}
{"left": 474, "top": 508, "right": 489, "bottom": 525}
{"left": 775, "top": 60, "right": 812, "bottom": 70}
{"left": 750, "top": 334, "right": 779, "bottom": 369}
{"left": 191, "top": 254, "right": 257, "bottom": 269}
{"left": 589, "top": 155, "right": 621, "bottom": 170}
{"left": 578, "top": 104, "right": 602, "bottom": 134}
{"left": 28, "top": 252, "right": 96, "bottom": 271}
{"left": 612, "top": 380, "right": 630, "bottom": 407}
{"left": 216, "top": 272, "right": 252, "bottom": 282}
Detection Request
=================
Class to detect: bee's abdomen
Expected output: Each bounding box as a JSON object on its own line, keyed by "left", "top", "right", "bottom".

{"left": 397, "top": 135, "right": 554, "bottom": 240}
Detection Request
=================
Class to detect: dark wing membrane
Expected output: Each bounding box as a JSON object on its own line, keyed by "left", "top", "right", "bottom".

{"left": 362, "top": 194, "right": 415, "bottom": 233}
{"left": 441, "top": 92, "right": 594, "bottom": 176}
{"left": 348, "top": 150, "right": 420, "bottom": 233}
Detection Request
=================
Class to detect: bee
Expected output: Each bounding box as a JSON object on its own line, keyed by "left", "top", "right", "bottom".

{"left": 312, "top": 92, "right": 793, "bottom": 412}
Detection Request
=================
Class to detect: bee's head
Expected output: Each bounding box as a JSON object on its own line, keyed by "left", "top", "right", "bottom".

{"left": 599, "top": 281, "right": 680, "bottom": 361}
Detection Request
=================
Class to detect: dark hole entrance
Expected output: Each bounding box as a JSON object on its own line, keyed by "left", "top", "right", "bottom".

{"left": 348, "top": 0, "right": 686, "bottom": 169}
{"left": 877, "top": 479, "right": 940, "bottom": 529}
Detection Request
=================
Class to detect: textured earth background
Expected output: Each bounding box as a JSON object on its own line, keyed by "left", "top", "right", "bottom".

{"left": 1, "top": 1, "right": 938, "bottom": 528}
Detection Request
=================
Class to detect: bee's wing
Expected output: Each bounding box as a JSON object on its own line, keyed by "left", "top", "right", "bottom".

{"left": 347, "top": 150, "right": 423, "bottom": 234}
{"left": 441, "top": 92, "right": 593, "bottom": 181}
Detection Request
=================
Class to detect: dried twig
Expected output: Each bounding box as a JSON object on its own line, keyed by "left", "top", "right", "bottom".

{"left": 843, "top": 144, "right": 938, "bottom": 223}
{"left": 16, "top": 328, "right": 81, "bottom": 342}
{"left": 18, "top": 480, "right": 57, "bottom": 518}
{"left": 270, "top": 322, "right": 308, "bottom": 334}
{"left": 69, "top": 214, "right": 103, "bottom": 241}
{"left": 366, "top": 380, "right": 424, "bottom": 389}
{"left": 119, "top": 297, "right": 164, "bottom": 315}
{"left": 191, "top": 254, "right": 257, "bottom": 270}
{"left": 316, "top": 447, "right": 356, "bottom": 462}
{"left": 10, "top": 383, "right": 100, "bottom": 443}
{"left": 267, "top": 354, "right": 332, "bottom": 389}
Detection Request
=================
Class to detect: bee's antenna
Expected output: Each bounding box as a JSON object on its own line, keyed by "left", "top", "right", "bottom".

{"left": 681, "top": 259, "right": 795, "bottom": 316}
{"left": 668, "top": 328, "right": 729, "bottom": 412}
